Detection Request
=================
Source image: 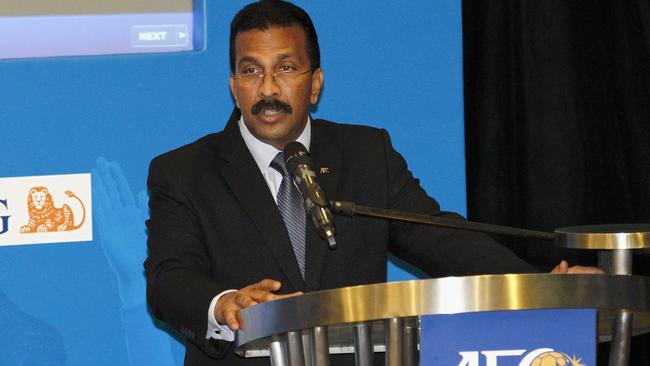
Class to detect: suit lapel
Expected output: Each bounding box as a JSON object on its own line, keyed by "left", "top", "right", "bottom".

{"left": 217, "top": 109, "right": 304, "bottom": 291}
{"left": 304, "top": 119, "right": 342, "bottom": 291}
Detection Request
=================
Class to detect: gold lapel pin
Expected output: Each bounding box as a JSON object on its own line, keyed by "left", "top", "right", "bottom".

{"left": 320, "top": 167, "right": 331, "bottom": 174}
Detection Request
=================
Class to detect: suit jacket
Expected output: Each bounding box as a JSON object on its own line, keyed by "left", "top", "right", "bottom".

{"left": 145, "top": 109, "right": 535, "bottom": 365}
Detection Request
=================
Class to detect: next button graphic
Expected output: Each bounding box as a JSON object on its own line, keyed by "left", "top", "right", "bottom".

{"left": 131, "top": 24, "right": 189, "bottom": 48}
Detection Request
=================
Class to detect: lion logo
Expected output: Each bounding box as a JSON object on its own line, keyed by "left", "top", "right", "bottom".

{"left": 20, "top": 186, "right": 87, "bottom": 233}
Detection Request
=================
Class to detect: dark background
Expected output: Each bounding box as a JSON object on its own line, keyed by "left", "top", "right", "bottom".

{"left": 463, "top": 1, "right": 650, "bottom": 364}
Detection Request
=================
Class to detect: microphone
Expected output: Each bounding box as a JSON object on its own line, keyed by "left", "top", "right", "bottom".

{"left": 284, "top": 142, "right": 337, "bottom": 249}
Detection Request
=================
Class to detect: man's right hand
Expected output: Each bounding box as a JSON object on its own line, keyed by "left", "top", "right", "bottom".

{"left": 214, "top": 279, "right": 302, "bottom": 331}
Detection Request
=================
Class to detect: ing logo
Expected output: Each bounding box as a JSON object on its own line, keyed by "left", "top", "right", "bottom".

{"left": 20, "top": 186, "right": 87, "bottom": 233}
{"left": 0, "top": 198, "right": 9, "bottom": 235}
{"left": 0, "top": 173, "right": 92, "bottom": 246}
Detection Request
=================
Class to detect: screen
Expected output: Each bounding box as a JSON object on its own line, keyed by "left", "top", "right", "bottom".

{"left": 0, "top": 0, "right": 205, "bottom": 59}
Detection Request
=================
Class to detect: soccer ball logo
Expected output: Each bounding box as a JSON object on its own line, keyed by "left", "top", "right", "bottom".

{"left": 530, "top": 351, "right": 585, "bottom": 366}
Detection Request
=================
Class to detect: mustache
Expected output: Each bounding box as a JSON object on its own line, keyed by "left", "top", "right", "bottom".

{"left": 251, "top": 99, "right": 293, "bottom": 115}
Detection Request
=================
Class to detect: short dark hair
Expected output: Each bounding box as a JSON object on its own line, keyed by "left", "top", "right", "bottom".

{"left": 230, "top": 0, "right": 320, "bottom": 73}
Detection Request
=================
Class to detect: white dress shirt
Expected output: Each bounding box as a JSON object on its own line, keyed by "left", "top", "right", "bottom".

{"left": 206, "top": 116, "right": 311, "bottom": 341}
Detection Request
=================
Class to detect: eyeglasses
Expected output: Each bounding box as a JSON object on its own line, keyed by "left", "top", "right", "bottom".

{"left": 233, "top": 69, "right": 312, "bottom": 87}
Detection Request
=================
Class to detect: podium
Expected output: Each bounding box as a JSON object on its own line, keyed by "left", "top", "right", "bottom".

{"left": 235, "top": 274, "right": 650, "bottom": 365}
{"left": 236, "top": 224, "right": 650, "bottom": 366}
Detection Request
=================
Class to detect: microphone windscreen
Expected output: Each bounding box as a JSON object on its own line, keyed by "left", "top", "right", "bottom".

{"left": 284, "top": 141, "right": 313, "bottom": 173}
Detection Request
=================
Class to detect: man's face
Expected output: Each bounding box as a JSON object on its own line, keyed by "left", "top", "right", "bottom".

{"left": 230, "top": 25, "right": 323, "bottom": 150}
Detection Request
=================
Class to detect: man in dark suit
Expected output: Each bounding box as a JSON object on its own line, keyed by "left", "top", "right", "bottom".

{"left": 145, "top": 1, "right": 599, "bottom": 365}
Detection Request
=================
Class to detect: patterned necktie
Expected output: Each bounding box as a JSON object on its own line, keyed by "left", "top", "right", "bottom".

{"left": 270, "top": 152, "right": 306, "bottom": 278}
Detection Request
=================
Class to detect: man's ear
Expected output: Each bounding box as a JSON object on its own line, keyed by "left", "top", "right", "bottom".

{"left": 229, "top": 75, "right": 240, "bottom": 108}
{"left": 310, "top": 68, "right": 324, "bottom": 104}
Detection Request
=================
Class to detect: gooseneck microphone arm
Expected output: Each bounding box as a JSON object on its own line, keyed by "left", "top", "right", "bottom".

{"left": 284, "top": 141, "right": 554, "bottom": 248}
{"left": 330, "top": 200, "right": 556, "bottom": 241}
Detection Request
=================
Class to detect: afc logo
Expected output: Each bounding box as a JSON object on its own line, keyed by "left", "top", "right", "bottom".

{"left": 458, "top": 348, "right": 585, "bottom": 366}
{"left": 0, "top": 198, "right": 9, "bottom": 235}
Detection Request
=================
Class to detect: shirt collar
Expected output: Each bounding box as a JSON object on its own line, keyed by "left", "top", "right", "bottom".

{"left": 238, "top": 115, "right": 312, "bottom": 172}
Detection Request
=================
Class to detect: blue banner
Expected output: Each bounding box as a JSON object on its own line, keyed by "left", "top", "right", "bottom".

{"left": 0, "top": 1, "right": 464, "bottom": 364}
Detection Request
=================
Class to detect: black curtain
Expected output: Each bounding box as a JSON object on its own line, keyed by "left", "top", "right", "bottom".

{"left": 463, "top": 1, "right": 650, "bottom": 364}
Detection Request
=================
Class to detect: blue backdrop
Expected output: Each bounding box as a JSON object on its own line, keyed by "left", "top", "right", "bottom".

{"left": 0, "top": 1, "right": 464, "bottom": 364}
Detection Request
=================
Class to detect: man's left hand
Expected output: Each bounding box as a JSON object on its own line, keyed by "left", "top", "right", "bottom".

{"left": 551, "top": 260, "right": 605, "bottom": 274}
